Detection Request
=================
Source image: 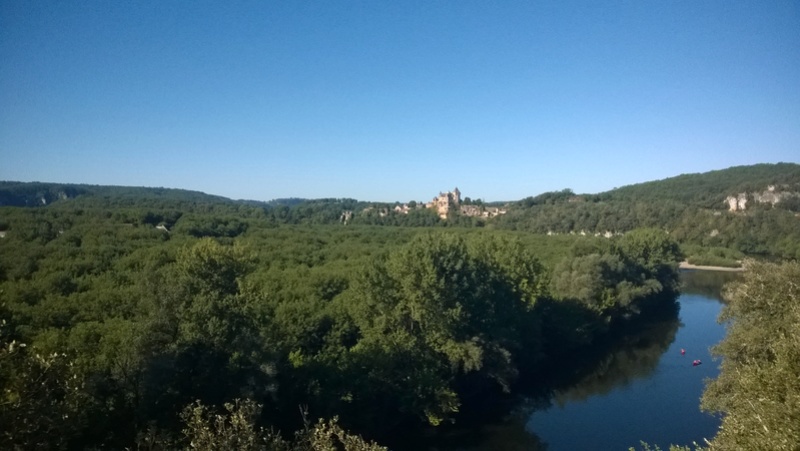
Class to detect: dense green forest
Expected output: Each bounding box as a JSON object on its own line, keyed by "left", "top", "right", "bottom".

{"left": 1, "top": 163, "right": 799, "bottom": 449}
{"left": 0, "top": 182, "right": 684, "bottom": 449}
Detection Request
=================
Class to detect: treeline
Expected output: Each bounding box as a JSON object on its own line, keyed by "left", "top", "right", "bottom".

{"left": 0, "top": 181, "right": 233, "bottom": 208}
{"left": 0, "top": 195, "right": 682, "bottom": 449}
{"left": 4, "top": 163, "right": 800, "bottom": 261}
{"left": 496, "top": 196, "right": 800, "bottom": 260}
{"left": 602, "top": 163, "right": 800, "bottom": 206}
{"left": 0, "top": 182, "right": 452, "bottom": 228}
{"left": 496, "top": 163, "right": 800, "bottom": 260}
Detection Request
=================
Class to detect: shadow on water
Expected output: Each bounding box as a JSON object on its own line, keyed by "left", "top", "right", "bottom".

{"left": 401, "top": 297, "right": 683, "bottom": 451}
{"left": 393, "top": 271, "right": 738, "bottom": 450}
{"left": 547, "top": 308, "right": 681, "bottom": 407}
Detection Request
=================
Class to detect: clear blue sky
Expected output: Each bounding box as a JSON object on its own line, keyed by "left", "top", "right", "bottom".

{"left": 1, "top": 1, "right": 798, "bottom": 202}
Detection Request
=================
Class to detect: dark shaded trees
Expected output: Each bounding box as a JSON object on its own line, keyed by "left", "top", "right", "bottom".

{"left": 339, "top": 233, "right": 547, "bottom": 426}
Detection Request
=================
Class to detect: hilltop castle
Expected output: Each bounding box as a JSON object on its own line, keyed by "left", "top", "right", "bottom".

{"left": 426, "top": 188, "right": 461, "bottom": 219}
{"left": 357, "top": 187, "right": 506, "bottom": 221}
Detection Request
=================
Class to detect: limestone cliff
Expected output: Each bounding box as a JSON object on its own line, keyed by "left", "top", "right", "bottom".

{"left": 724, "top": 185, "right": 797, "bottom": 212}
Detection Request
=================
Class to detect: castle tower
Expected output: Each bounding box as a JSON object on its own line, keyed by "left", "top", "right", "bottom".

{"left": 452, "top": 187, "right": 461, "bottom": 205}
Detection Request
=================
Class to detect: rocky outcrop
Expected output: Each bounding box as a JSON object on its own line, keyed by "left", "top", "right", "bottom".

{"left": 753, "top": 185, "right": 783, "bottom": 205}
{"left": 726, "top": 193, "right": 748, "bottom": 211}
{"left": 725, "top": 185, "right": 796, "bottom": 212}
{"left": 0, "top": 186, "right": 78, "bottom": 207}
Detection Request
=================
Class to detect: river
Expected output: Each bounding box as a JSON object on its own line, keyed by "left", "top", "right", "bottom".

{"left": 416, "top": 269, "right": 739, "bottom": 451}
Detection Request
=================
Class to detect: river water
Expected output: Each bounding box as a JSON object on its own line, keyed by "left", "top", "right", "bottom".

{"left": 421, "top": 270, "right": 739, "bottom": 451}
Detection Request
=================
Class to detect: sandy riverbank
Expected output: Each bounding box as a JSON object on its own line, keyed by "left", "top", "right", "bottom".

{"left": 679, "top": 261, "right": 744, "bottom": 272}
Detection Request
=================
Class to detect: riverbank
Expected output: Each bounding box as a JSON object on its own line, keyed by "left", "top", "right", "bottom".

{"left": 679, "top": 261, "right": 744, "bottom": 272}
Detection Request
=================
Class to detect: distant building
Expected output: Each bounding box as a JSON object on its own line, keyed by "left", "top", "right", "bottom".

{"left": 426, "top": 187, "right": 461, "bottom": 219}
{"left": 423, "top": 187, "right": 508, "bottom": 220}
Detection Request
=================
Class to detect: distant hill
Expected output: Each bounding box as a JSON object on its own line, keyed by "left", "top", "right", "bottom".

{"left": 6, "top": 163, "right": 798, "bottom": 210}
{"left": 498, "top": 163, "right": 800, "bottom": 260}
{"left": 0, "top": 182, "right": 88, "bottom": 207}
{"left": 0, "top": 181, "right": 232, "bottom": 207}
{"left": 598, "top": 163, "right": 800, "bottom": 208}
{"left": 2, "top": 163, "right": 799, "bottom": 258}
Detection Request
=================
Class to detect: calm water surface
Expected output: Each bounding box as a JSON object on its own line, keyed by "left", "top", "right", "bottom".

{"left": 428, "top": 270, "right": 739, "bottom": 451}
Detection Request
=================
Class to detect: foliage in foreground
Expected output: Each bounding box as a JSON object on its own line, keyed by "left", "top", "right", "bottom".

{"left": 0, "top": 322, "right": 87, "bottom": 450}
{"left": 176, "top": 398, "right": 386, "bottom": 451}
{"left": 630, "top": 442, "right": 704, "bottom": 451}
{"left": 701, "top": 260, "right": 800, "bottom": 450}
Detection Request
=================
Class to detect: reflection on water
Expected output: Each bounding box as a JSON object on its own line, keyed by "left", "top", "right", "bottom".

{"left": 680, "top": 269, "right": 741, "bottom": 300}
{"left": 428, "top": 418, "right": 547, "bottom": 451}
{"left": 426, "top": 271, "right": 731, "bottom": 451}
{"left": 524, "top": 271, "right": 729, "bottom": 450}
{"left": 551, "top": 314, "right": 680, "bottom": 407}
